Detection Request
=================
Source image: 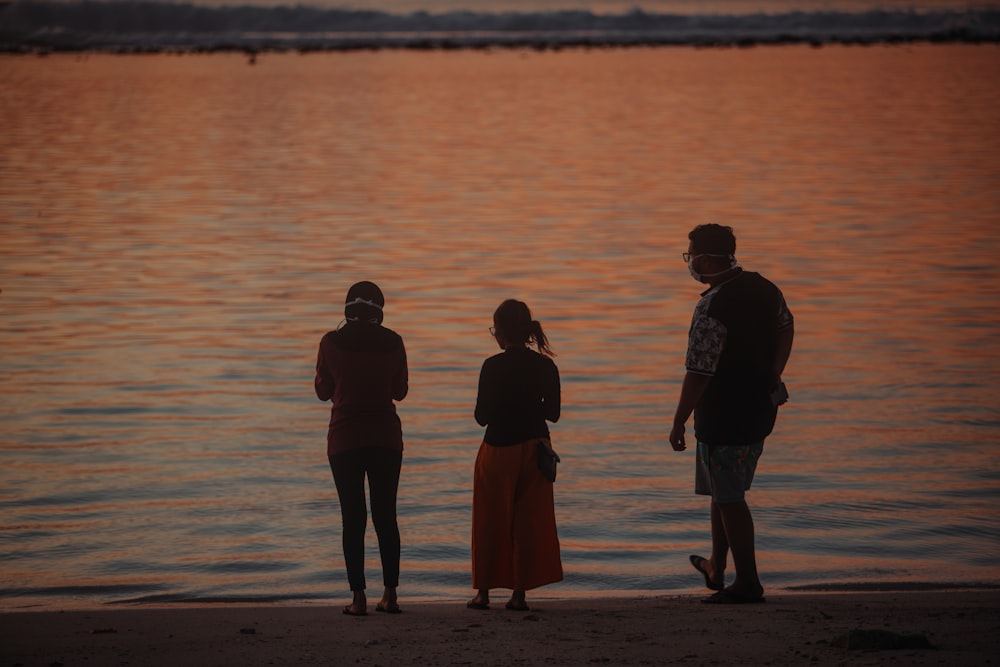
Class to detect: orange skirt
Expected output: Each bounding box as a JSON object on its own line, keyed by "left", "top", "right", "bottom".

{"left": 471, "top": 439, "right": 563, "bottom": 591}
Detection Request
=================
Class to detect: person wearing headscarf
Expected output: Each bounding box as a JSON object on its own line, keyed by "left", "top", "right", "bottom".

{"left": 315, "top": 281, "right": 408, "bottom": 615}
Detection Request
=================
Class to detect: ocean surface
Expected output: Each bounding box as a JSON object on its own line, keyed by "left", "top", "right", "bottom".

{"left": 1, "top": 43, "right": 999, "bottom": 611}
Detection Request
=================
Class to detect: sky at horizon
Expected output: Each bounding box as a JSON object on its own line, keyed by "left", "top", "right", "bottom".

{"left": 124, "top": 0, "right": 1000, "bottom": 14}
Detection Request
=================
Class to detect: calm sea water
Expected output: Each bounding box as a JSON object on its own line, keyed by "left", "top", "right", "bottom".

{"left": 1, "top": 44, "right": 998, "bottom": 611}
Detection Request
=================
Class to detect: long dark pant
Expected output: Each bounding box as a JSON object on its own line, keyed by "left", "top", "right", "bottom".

{"left": 328, "top": 447, "right": 402, "bottom": 592}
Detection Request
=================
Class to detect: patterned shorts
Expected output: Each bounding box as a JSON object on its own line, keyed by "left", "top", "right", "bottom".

{"left": 695, "top": 440, "right": 764, "bottom": 503}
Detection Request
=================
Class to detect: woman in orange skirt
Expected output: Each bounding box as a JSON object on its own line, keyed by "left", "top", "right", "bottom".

{"left": 468, "top": 299, "right": 563, "bottom": 612}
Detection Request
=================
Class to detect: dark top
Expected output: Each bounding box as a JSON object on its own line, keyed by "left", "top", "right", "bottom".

{"left": 475, "top": 346, "right": 560, "bottom": 446}
{"left": 314, "top": 321, "right": 408, "bottom": 456}
{"left": 686, "top": 269, "right": 794, "bottom": 447}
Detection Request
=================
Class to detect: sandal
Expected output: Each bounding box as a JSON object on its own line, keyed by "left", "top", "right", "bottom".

{"left": 376, "top": 602, "right": 402, "bottom": 614}
{"left": 689, "top": 554, "right": 724, "bottom": 591}
{"left": 702, "top": 589, "right": 765, "bottom": 605}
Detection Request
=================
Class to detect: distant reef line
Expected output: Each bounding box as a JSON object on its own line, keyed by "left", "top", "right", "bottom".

{"left": 1, "top": 1, "right": 998, "bottom": 53}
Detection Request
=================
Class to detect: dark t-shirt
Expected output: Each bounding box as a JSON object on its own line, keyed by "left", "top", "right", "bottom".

{"left": 314, "top": 321, "right": 408, "bottom": 456}
{"left": 475, "top": 346, "right": 560, "bottom": 446}
{"left": 686, "top": 270, "right": 794, "bottom": 447}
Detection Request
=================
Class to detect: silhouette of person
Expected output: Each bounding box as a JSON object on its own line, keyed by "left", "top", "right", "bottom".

{"left": 669, "top": 224, "right": 794, "bottom": 604}
{"left": 315, "top": 281, "right": 408, "bottom": 616}
{"left": 468, "top": 299, "right": 563, "bottom": 612}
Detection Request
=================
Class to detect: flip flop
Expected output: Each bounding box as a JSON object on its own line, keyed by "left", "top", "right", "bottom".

{"left": 466, "top": 599, "right": 490, "bottom": 610}
{"left": 376, "top": 602, "right": 402, "bottom": 614}
{"left": 505, "top": 601, "right": 530, "bottom": 612}
{"left": 702, "top": 589, "right": 766, "bottom": 605}
{"left": 689, "top": 555, "right": 724, "bottom": 591}
{"left": 343, "top": 605, "right": 368, "bottom": 616}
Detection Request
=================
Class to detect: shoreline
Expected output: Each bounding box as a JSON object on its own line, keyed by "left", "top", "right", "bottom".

{"left": 3, "top": 589, "right": 997, "bottom": 666}
{"left": 5, "top": 36, "right": 1000, "bottom": 56}
{"left": 5, "top": 580, "right": 997, "bottom": 613}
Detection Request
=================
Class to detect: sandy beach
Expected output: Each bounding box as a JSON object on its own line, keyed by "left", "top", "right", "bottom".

{"left": 2, "top": 589, "right": 997, "bottom": 666}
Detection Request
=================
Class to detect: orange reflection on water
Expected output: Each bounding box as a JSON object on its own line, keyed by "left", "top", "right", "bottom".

{"left": 1, "top": 45, "right": 998, "bottom": 607}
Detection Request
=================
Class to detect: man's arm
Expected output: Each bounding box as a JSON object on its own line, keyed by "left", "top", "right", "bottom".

{"left": 669, "top": 371, "right": 712, "bottom": 451}
{"left": 772, "top": 323, "right": 794, "bottom": 387}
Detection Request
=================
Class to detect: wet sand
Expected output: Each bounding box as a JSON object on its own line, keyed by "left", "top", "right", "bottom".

{"left": 2, "top": 589, "right": 997, "bottom": 666}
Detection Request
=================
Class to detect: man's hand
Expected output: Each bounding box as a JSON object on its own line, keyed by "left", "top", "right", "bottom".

{"left": 671, "top": 371, "right": 710, "bottom": 452}
{"left": 669, "top": 423, "right": 687, "bottom": 451}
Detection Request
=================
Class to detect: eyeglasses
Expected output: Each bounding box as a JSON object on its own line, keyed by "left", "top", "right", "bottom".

{"left": 489, "top": 326, "right": 496, "bottom": 336}
{"left": 682, "top": 252, "right": 729, "bottom": 262}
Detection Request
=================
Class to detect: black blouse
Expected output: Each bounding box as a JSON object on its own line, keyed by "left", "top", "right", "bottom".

{"left": 475, "top": 346, "right": 560, "bottom": 446}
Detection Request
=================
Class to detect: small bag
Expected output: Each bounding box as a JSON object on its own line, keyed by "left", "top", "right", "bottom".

{"left": 536, "top": 438, "right": 561, "bottom": 483}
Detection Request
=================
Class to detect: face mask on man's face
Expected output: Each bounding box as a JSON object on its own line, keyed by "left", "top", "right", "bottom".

{"left": 688, "top": 254, "right": 737, "bottom": 283}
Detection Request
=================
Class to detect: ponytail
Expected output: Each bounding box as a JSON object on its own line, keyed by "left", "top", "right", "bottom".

{"left": 530, "top": 319, "right": 555, "bottom": 357}
{"left": 494, "top": 299, "right": 555, "bottom": 357}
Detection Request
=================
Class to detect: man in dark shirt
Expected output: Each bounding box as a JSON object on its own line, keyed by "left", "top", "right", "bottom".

{"left": 669, "top": 224, "right": 794, "bottom": 604}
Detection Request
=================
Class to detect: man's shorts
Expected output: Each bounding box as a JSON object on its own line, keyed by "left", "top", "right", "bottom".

{"left": 695, "top": 439, "right": 764, "bottom": 503}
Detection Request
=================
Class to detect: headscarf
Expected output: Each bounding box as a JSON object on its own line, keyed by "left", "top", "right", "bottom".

{"left": 344, "top": 281, "right": 384, "bottom": 325}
